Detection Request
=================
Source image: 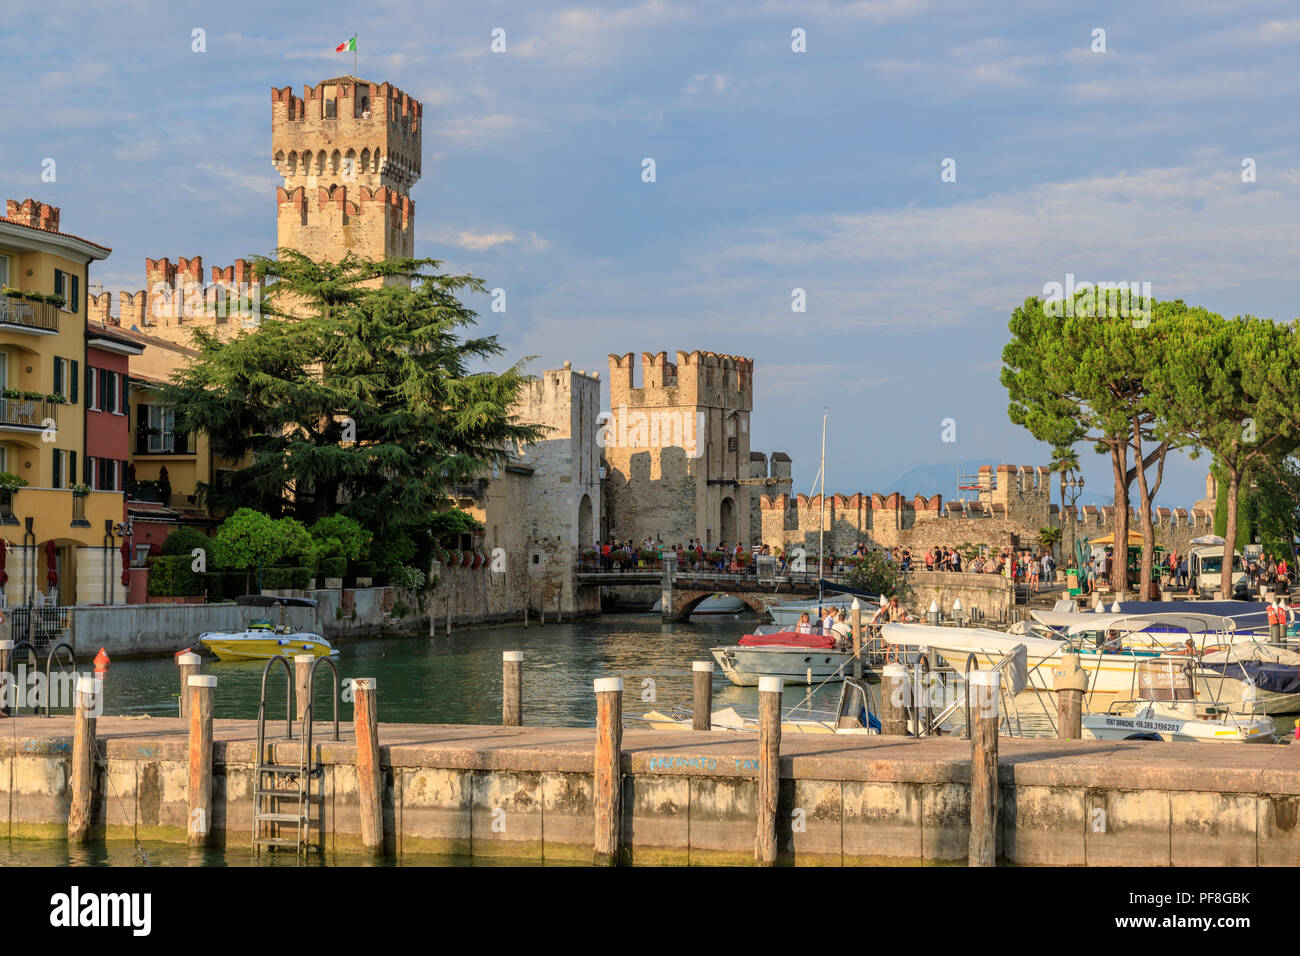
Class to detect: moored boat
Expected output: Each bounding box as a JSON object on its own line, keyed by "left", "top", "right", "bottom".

{"left": 198, "top": 595, "right": 335, "bottom": 662}
{"left": 710, "top": 625, "right": 853, "bottom": 686}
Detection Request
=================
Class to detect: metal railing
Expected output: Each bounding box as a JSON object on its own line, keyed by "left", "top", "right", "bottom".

{"left": 9, "top": 605, "right": 71, "bottom": 651}
{"left": 0, "top": 396, "right": 57, "bottom": 429}
{"left": 0, "top": 298, "right": 60, "bottom": 333}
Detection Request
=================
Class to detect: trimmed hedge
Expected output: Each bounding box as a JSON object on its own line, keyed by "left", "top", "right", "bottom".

{"left": 261, "top": 566, "right": 312, "bottom": 590}
{"left": 350, "top": 560, "right": 377, "bottom": 579}
{"left": 321, "top": 556, "right": 347, "bottom": 579}
{"left": 148, "top": 555, "right": 204, "bottom": 597}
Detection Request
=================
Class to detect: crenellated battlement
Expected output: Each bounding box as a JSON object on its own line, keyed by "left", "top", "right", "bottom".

{"left": 607, "top": 348, "right": 753, "bottom": 411}
{"left": 758, "top": 466, "right": 1216, "bottom": 559}
{"left": 270, "top": 76, "right": 420, "bottom": 266}
{"left": 4, "top": 198, "right": 60, "bottom": 232}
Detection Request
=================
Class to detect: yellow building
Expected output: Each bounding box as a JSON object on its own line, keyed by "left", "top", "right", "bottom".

{"left": 0, "top": 198, "right": 128, "bottom": 606}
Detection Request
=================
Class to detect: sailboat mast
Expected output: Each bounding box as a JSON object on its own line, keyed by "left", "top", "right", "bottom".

{"left": 818, "top": 412, "right": 827, "bottom": 604}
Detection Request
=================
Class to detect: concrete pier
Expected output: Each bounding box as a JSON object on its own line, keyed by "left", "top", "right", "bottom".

{"left": 2, "top": 714, "right": 1297, "bottom": 865}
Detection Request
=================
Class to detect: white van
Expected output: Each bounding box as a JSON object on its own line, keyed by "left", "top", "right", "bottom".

{"left": 1188, "top": 546, "right": 1247, "bottom": 597}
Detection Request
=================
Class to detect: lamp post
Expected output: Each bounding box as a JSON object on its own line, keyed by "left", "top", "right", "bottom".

{"left": 1064, "top": 474, "right": 1085, "bottom": 561}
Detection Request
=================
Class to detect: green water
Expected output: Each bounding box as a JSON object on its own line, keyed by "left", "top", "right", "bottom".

{"left": 91, "top": 612, "right": 843, "bottom": 726}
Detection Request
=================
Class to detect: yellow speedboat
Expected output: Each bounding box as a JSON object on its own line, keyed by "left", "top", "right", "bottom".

{"left": 198, "top": 595, "right": 336, "bottom": 662}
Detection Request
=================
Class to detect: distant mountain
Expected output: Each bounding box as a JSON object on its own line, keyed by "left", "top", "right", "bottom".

{"left": 881, "top": 461, "right": 1000, "bottom": 498}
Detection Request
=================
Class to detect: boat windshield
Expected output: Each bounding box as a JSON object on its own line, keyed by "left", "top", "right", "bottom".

{"left": 249, "top": 619, "right": 275, "bottom": 630}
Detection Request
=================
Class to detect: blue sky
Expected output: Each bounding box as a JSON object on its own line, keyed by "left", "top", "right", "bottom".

{"left": 6, "top": 0, "right": 1300, "bottom": 508}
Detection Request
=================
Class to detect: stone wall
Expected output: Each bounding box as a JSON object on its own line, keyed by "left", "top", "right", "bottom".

{"left": 6, "top": 719, "right": 1297, "bottom": 865}
{"left": 761, "top": 463, "right": 1215, "bottom": 561}
{"left": 902, "top": 571, "right": 1016, "bottom": 623}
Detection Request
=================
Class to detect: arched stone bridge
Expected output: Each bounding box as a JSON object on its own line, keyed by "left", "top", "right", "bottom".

{"left": 574, "top": 554, "right": 823, "bottom": 621}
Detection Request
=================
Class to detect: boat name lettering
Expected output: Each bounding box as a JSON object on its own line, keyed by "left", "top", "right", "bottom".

{"left": 1103, "top": 718, "right": 1180, "bottom": 732}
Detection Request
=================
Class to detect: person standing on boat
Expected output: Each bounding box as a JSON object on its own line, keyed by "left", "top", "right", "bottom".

{"left": 870, "top": 595, "right": 910, "bottom": 625}
{"left": 795, "top": 611, "right": 815, "bottom": 634}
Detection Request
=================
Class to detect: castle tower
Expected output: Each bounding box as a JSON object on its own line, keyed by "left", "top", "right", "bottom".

{"left": 602, "top": 350, "right": 755, "bottom": 547}
{"left": 271, "top": 76, "right": 422, "bottom": 268}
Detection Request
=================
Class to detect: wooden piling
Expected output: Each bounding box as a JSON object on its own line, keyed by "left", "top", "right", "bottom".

{"left": 850, "top": 599, "right": 863, "bottom": 679}
{"left": 755, "top": 675, "right": 782, "bottom": 867}
{"left": 294, "top": 654, "right": 313, "bottom": 723}
{"left": 592, "top": 676, "right": 623, "bottom": 866}
{"left": 0, "top": 639, "right": 11, "bottom": 718}
{"left": 352, "top": 678, "right": 383, "bottom": 856}
{"left": 968, "top": 670, "right": 1000, "bottom": 867}
{"left": 880, "top": 663, "right": 909, "bottom": 736}
{"left": 692, "top": 661, "right": 713, "bottom": 731}
{"left": 67, "top": 675, "right": 99, "bottom": 844}
{"left": 187, "top": 675, "right": 217, "bottom": 847}
{"left": 446, "top": 600, "right": 452, "bottom": 637}
{"left": 1053, "top": 648, "right": 1087, "bottom": 740}
{"left": 502, "top": 651, "right": 523, "bottom": 726}
{"left": 176, "top": 652, "right": 200, "bottom": 720}
{"left": 523, "top": 601, "right": 528, "bottom": 629}
{"left": 556, "top": 595, "right": 562, "bottom": 624}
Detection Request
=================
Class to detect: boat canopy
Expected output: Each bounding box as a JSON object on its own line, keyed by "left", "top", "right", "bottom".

{"left": 236, "top": 594, "right": 319, "bottom": 608}
{"left": 1036, "top": 610, "right": 1236, "bottom": 634}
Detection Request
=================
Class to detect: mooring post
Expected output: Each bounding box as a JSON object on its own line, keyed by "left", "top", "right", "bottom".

{"left": 592, "top": 677, "right": 623, "bottom": 866}
{"left": 294, "top": 654, "right": 313, "bottom": 723}
{"left": 755, "top": 675, "right": 782, "bottom": 867}
{"left": 1053, "top": 648, "right": 1087, "bottom": 740}
{"left": 177, "top": 651, "right": 200, "bottom": 720}
{"left": 352, "top": 678, "right": 383, "bottom": 856}
{"left": 187, "top": 674, "right": 217, "bottom": 847}
{"left": 968, "top": 669, "right": 1001, "bottom": 867}
{"left": 850, "top": 598, "right": 863, "bottom": 679}
{"left": 67, "top": 675, "right": 99, "bottom": 844}
{"left": 880, "top": 662, "right": 909, "bottom": 736}
{"left": 692, "top": 660, "right": 713, "bottom": 731}
{"left": 522, "top": 599, "right": 529, "bottom": 629}
{"left": 556, "top": 594, "right": 562, "bottom": 624}
{"left": 502, "top": 651, "right": 523, "bottom": 726}
{"left": 661, "top": 551, "right": 676, "bottom": 622}
{"left": 446, "top": 599, "right": 452, "bottom": 636}
{"left": 0, "top": 639, "right": 11, "bottom": 718}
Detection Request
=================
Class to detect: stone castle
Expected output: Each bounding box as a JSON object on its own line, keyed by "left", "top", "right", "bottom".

{"left": 758, "top": 463, "right": 1215, "bottom": 559}
{"left": 85, "top": 70, "right": 1217, "bottom": 619}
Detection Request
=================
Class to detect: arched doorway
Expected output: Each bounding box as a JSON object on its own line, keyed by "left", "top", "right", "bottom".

{"left": 578, "top": 494, "right": 593, "bottom": 549}
{"left": 719, "top": 496, "right": 737, "bottom": 546}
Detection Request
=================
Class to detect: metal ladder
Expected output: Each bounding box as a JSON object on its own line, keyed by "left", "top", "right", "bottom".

{"left": 252, "top": 655, "right": 340, "bottom": 854}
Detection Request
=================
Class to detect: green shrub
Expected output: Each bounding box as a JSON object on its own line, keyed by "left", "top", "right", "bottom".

{"left": 260, "top": 566, "right": 311, "bottom": 589}
{"left": 309, "top": 514, "right": 371, "bottom": 561}
{"left": 321, "top": 556, "right": 347, "bottom": 579}
{"left": 148, "top": 555, "right": 204, "bottom": 597}
{"left": 350, "top": 559, "right": 377, "bottom": 580}
{"left": 162, "top": 526, "right": 212, "bottom": 563}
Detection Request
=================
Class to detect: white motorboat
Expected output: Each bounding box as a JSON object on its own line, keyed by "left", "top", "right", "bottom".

{"left": 767, "top": 595, "right": 878, "bottom": 629}
{"left": 650, "top": 593, "right": 748, "bottom": 616}
{"left": 711, "top": 625, "right": 853, "bottom": 686}
{"left": 636, "top": 679, "right": 881, "bottom": 734}
{"left": 881, "top": 612, "right": 1272, "bottom": 702}
{"left": 1081, "top": 658, "right": 1276, "bottom": 743}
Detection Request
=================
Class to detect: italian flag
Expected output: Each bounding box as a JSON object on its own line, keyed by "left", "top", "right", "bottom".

{"left": 335, "top": 36, "right": 356, "bottom": 52}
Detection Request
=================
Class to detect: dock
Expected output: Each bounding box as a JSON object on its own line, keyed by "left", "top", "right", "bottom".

{"left": 3, "top": 713, "right": 1298, "bottom": 865}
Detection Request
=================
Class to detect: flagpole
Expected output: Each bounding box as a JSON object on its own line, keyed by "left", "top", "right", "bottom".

{"left": 354, "top": 36, "right": 357, "bottom": 76}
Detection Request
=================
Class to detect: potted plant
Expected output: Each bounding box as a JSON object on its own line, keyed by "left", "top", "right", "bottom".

{"left": 70, "top": 483, "right": 91, "bottom": 496}
{"left": 46, "top": 293, "right": 66, "bottom": 308}
{"left": 1, "top": 286, "right": 19, "bottom": 299}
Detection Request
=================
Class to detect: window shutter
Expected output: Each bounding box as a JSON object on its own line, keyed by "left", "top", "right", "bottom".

{"left": 104, "top": 372, "right": 115, "bottom": 414}
{"left": 52, "top": 449, "right": 61, "bottom": 488}
{"left": 84, "top": 455, "right": 92, "bottom": 486}
{"left": 69, "top": 451, "right": 76, "bottom": 488}
{"left": 53, "top": 357, "right": 63, "bottom": 397}
{"left": 70, "top": 360, "right": 78, "bottom": 404}
{"left": 99, "top": 370, "right": 107, "bottom": 411}
{"left": 71, "top": 275, "right": 79, "bottom": 313}
{"left": 54, "top": 270, "right": 65, "bottom": 297}
{"left": 85, "top": 365, "right": 93, "bottom": 408}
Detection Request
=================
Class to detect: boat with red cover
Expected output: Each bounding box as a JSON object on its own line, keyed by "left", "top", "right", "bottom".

{"left": 713, "top": 625, "right": 852, "bottom": 686}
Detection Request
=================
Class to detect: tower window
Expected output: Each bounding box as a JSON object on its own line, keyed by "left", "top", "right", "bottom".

{"left": 325, "top": 98, "right": 336, "bottom": 119}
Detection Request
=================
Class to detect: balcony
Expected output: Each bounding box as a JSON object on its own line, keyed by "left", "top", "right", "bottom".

{"left": 0, "top": 486, "right": 123, "bottom": 544}
{"left": 0, "top": 395, "right": 57, "bottom": 432}
{"left": 0, "top": 298, "right": 60, "bottom": 334}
